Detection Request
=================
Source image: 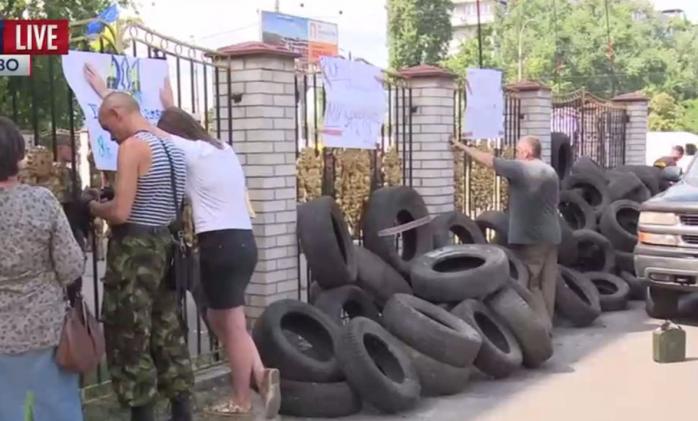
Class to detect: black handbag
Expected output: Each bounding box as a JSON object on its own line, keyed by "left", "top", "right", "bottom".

{"left": 158, "top": 139, "right": 192, "bottom": 307}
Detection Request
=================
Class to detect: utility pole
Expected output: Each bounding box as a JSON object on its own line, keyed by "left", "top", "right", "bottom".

{"left": 274, "top": 0, "right": 280, "bottom": 12}
{"left": 476, "top": 0, "right": 484, "bottom": 67}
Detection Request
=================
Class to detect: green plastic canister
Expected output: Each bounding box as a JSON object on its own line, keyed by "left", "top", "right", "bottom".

{"left": 653, "top": 321, "right": 686, "bottom": 363}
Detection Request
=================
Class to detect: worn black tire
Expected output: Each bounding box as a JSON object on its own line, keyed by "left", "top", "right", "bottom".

{"left": 354, "top": 246, "right": 412, "bottom": 308}
{"left": 486, "top": 286, "right": 553, "bottom": 367}
{"left": 585, "top": 272, "right": 630, "bottom": 312}
{"left": 607, "top": 171, "right": 651, "bottom": 203}
{"left": 451, "top": 300, "right": 523, "bottom": 379}
{"left": 570, "top": 156, "right": 608, "bottom": 182}
{"left": 314, "top": 285, "right": 382, "bottom": 326}
{"left": 252, "top": 300, "right": 342, "bottom": 382}
{"left": 432, "top": 211, "right": 486, "bottom": 248}
{"left": 645, "top": 287, "right": 680, "bottom": 319}
{"left": 620, "top": 271, "right": 647, "bottom": 301}
{"left": 615, "top": 165, "right": 661, "bottom": 196}
{"left": 363, "top": 186, "right": 434, "bottom": 276}
{"left": 475, "top": 210, "right": 509, "bottom": 245}
{"left": 555, "top": 267, "right": 601, "bottom": 327}
{"left": 562, "top": 173, "right": 611, "bottom": 216}
{"left": 382, "top": 294, "right": 482, "bottom": 368}
{"left": 298, "top": 197, "right": 357, "bottom": 289}
{"left": 403, "top": 346, "right": 471, "bottom": 397}
{"left": 496, "top": 245, "right": 530, "bottom": 287}
{"left": 559, "top": 190, "right": 596, "bottom": 231}
{"left": 336, "top": 317, "right": 421, "bottom": 413}
{"left": 410, "top": 245, "right": 509, "bottom": 302}
{"left": 615, "top": 250, "right": 635, "bottom": 274}
{"left": 551, "top": 132, "right": 573, "bottom": 179}
{"left": 308, "top": 281, "right": 323, "bottom": 304}
{"left": 558, "top": 216, "right": 579, "bottom": 266}
{"left": 280, "top": 380, "right": 361, "bottom": 418}
{"left": 599, "top": 200, "right": 640, "bottom": 253}
{"left": 572, "top": 229, "right": 616, "bottom": 273}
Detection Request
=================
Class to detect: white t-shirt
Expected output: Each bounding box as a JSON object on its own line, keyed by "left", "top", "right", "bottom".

{"left": 169, "top": 136, "right": 252, "bottom": 233}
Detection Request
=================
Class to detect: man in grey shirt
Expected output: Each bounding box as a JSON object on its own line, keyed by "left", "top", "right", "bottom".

{"left": 453, "top": 135, "right": 560, "bottom": 327}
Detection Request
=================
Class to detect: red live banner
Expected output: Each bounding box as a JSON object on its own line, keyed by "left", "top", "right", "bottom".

{"left": 0, "top": 19, "right": 70, "bottom": 55}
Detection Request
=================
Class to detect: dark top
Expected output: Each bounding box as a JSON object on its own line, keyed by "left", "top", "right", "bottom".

{"left": 494, "top": 158, "right": 561, "bottom": 245}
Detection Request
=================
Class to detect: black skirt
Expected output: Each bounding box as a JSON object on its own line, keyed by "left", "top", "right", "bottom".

{"left": 197, "top": 229, "right": 258, "bottom": 310}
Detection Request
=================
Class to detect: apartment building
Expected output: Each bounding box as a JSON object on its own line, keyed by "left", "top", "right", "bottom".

{"left": 450, "top": 0, "right": 505, "bottom": 54}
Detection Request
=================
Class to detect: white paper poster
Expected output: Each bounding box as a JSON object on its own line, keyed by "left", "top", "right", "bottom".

{"left": 62, "top": 51, "right": 170, "bottom": 170}
{"left": 463, "top": 68, "right": 504, "bottom": 139}
{"left": 320, "top": 56, "right": 386, "bottom": 149}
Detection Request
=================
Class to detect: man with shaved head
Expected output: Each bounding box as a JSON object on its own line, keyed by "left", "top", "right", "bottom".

{"left": 453, "top": 135, "right": 560, "bottom": 330}
{"left": 85, "top": 90, "right": 194, "bottom": 421}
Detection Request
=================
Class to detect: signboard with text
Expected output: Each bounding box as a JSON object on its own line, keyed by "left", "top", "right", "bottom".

{"left": 261, "top": 11, "right": 338, "bottom": 67}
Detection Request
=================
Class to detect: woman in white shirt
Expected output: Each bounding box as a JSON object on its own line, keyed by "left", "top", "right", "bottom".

{"left": 156, "top": 107, "right": 280, "bottom": 419}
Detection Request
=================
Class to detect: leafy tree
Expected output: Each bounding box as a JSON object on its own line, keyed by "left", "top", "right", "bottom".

{"left": 387, "top": 0, "right": 453, "bottom": 69}
{"left": 649, "top": 92, "right": 683, "bottom": 131}
{"left": 680, "top": 99, "right": 698, "bottom": 134}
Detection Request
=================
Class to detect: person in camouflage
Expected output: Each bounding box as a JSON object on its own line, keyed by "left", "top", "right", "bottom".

{"left": 84, "top": 92, "right": 194, "bottom": 421}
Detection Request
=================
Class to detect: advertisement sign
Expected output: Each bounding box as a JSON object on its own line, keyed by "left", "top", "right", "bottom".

{"left": 62, "top": 50, "right": 169, "bottom": 171}
{"left": 261, "top": 11, "right": 338, "bottom": 66}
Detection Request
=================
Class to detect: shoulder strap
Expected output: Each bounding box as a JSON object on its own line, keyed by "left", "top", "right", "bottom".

{"left": 155, "top": 137, "right": 182, "bottom": 224}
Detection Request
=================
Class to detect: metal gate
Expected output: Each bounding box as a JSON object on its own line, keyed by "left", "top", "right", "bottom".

{"left": 453, "top": 85, "right": 522, "bottom": 217}
{"left": 2, "top": 20, "right": 234, "bottom": 399}
{"left": 294, "top": 69, "right": 414, "bottom": 301}
{"left": 552, "top": 90, "right": 627, "bottom": 168}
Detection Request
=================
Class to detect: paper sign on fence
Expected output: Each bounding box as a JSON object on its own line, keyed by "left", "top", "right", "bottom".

{"left": 320, "top": 56, "right": 386, "bottom": 149}
{"left": 62, "top": 51, "right": 169, "bottom": 171}
{"left": 463, "top": 68, "right": 504, "bottom": 139}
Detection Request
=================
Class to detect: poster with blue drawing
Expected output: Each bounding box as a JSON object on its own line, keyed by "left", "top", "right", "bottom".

{"left": 62, "top": 50, "right": 169, "bottom": 170}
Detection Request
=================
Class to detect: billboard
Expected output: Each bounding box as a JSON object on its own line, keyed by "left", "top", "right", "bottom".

{"left": 260, "top": 11, "right": 338, "bottom": 66}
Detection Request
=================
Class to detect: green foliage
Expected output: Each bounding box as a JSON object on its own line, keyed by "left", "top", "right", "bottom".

{"left": 445, "top": 0, "right": 698, "bottom": 101}
{"left": 680, "top": 99, "right": 698, "bottom": 134}
{"left": 649, "top": 92, "right": 683, "bottom": 131}
{"left": 23, "top": 391, "right": 34, "bottom": 421}
{"left": 387, "top": 0, "right": 454, "bottom": 69}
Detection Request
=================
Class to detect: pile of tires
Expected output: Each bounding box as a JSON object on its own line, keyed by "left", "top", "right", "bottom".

{"left": 555, "top": 156, "right": 665, "bottom": 324}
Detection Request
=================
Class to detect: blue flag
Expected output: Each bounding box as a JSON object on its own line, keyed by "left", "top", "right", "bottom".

{"left": 86, "top": 3, "right": 119, "bottom": 38}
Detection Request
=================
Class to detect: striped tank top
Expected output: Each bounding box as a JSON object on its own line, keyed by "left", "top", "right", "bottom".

{"left": 127, "top": 131, "right": 187, "bottom": 226}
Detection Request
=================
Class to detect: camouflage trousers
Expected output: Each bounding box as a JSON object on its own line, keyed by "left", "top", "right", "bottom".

{"left": 102, "top": 230, "right": 194, "bottom": 407}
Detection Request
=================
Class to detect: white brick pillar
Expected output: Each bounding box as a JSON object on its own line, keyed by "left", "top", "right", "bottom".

{"left": 399, "top": 65, "right": 457, "bottom": 215}
{"left": 508, "top": 81, "right": 553, "bottom": 164}
{"left": 211, "top": 42, "right": 299, "bottom": 321}
{"left": 613, "top": 91, "right": 649, "bottom": 165}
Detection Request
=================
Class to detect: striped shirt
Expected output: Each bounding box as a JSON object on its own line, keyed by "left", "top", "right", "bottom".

{"left": 127, "top": 131, "right": 186, "bottom": 226}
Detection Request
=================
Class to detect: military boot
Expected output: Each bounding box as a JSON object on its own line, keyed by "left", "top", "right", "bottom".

{"left": 171, "top": 393, "right": 193, "bottom": 421}
{"left": 131, "top": 403, "right": 155, "bottom": 421}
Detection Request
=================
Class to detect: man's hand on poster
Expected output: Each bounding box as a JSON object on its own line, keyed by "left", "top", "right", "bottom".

{"left": 84, "top": 63, "right": 110, "bottom": 98}
{"left": 160, "top": 77, "right": 175, "bottom": 108}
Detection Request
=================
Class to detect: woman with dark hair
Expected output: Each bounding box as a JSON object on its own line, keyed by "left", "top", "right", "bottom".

{"left": 0, "top": 117, "right": 85, "bottom": 420}
{"left": 155, "top": 105, "right": 280, "bottom": 418}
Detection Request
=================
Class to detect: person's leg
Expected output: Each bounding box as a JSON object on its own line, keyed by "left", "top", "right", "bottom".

{"left": 102, "top": 235, "right": 160, "bottom": 420}
{"left": 31, "top": 348, "right": 83, "bottom": 421}
{"left": 0, "top": 352, "right": 33, "bottom": 421}
{"left": 540, "top": 245, "right": 559, "bottom": 320}
{"left": 511, "top": 244, "right": 550, "bottom": 327}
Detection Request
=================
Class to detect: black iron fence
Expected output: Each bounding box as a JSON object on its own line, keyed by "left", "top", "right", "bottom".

{"left": 552, "top": 90, "right": 627, "bottom": 168}
{"left": 2, "top": 22, "right": 232, "bottom": 398}
{"left": 294, "top": 70, "right": 414, "bottom": 301}
{"left": 453, "top": 86, "right": 522, "bottom": 217}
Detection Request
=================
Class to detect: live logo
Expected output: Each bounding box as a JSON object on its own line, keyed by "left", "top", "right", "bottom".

{"left": 0, "top": 19, "right": 70, "bottom": 55}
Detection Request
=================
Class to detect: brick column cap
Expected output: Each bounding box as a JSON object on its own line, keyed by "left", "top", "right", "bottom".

{"left": 612, "top": 91, "right": 649, "bottom": 103}
{"left": 398, "top": 64, "right": 456, "bottom": 80}
{"left": 208, "top": 41, "right": 300, "bottom": 59}
{"left": 506, "top": 80, "right": 551, "bottom": 92}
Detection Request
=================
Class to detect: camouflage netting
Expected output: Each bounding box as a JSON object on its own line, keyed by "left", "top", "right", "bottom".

{"left": 382, "top": 144, "right": 402, "bottom": 187}
{"left": 17, "top": 147, "right": 65, "bottom": 200}
{"left": 454, "top": 143, "right": 513, "bottom": 215}
{"left": 297, "top": 147, "right": 323, "bottom": 203}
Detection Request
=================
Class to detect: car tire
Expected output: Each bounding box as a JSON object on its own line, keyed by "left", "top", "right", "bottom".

{"left": 558, "top": 216, "right": 579, "bottom": 266}
{"left": 308, "top": 281, "right": 323, "bottom": 304}
{"left": 599, "top": 200, "right": 640, "bottom": 253}
{"left": 382, "top": 294, "right": 482, "bottom": 368}
{"left": 562, "top": 173, "right": 611, "bottom": 216}
{"left": 555, "top": 266, "right": 601, "bottom": 327}
{"left": 362, "top": 186, "right": 434, "bottom": 276}
{"left": 314, "top": 285, "right": 382, "bottom": 326}
{"left": 571, "top": 229, "right": 616, "bottom": 273}
{"left": 570, "top": 156, "right": 608, "bottom": 182}
{"left": 615, "top": 165, "right": 661, "bottom": 196}
{"left": 619, "top": 271, "right": 647, "bottom": 301}
{"left": 410, "top": 245, "right": 509, "bottom": 302}
{"left": 559, "top": 190, "right": 596, "bottom": 231}
{"left": 298, "top": 197, "right": 357, "bottom": 289}
{"left": 432, "top": 211, "right": 486, "bottom": 248}
{"left": 495, "top": 245, "right": 530, "bottom": 287}
{"left": 607, "top": 172, "right": 651, "bottom": 203}
{"left": 336, "top": 317, "right": 421, "bottom": 413}
{"left": 403, "top": 345, "right": 472, "bottom": 397}
{"left": 252, "top": 300, "right": 343, "bottom": 382}
{"left": 475, "top": 210, "right": 509, "bottom": 245}
{"left": 354, "top": 246, "right": 412, "bottom": 308}
{"left": 615, "top": 250, "right": 635, "bottom": 274}
{"left": 645, "top": 287, "right": 680, "bottom": 319}
{"left": 452, "top": 299, "right": 523, "bottom": 379}
{"left": 486, "top": 286, "right": 553, "bottom": 368}
{"left": 551, "top": 132, "right": 573, "bottom": 179}
{"left": 280, "top": 380, "right": 361, "bottom": 418}
{"left": 585, "top": 272, "right": 630, "bottom": 312}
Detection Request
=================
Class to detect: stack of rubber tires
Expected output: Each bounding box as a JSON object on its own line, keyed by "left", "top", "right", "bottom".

{"left": 254, "top": 186, "right": 554, "bottom": 418}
